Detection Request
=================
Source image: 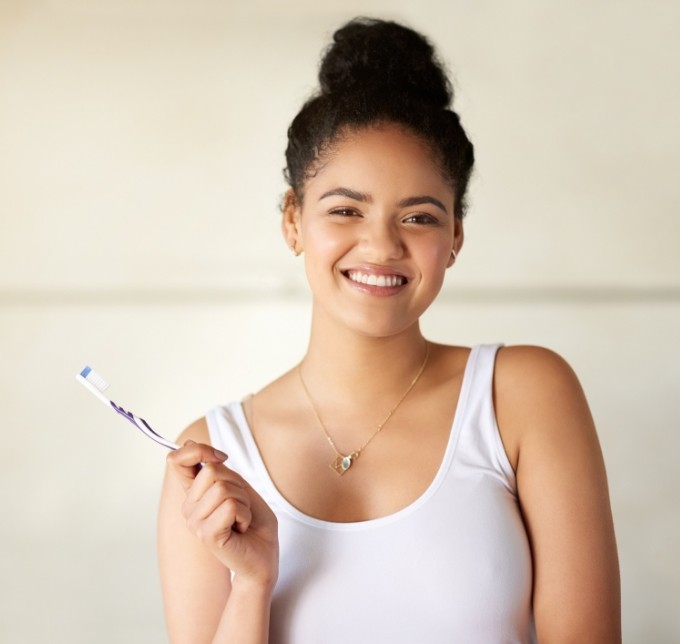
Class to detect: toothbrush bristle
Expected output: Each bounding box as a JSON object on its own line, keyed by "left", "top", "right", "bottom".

{"left": 80, "top": 366, "right": 110, "bottom": 392}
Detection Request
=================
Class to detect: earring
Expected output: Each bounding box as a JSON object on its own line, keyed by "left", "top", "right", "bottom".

{"left": 450, "top": 248, "right": 458, "bottom": 263}
{"left": 290, "top": 241, "right": 301, "bottom": 257}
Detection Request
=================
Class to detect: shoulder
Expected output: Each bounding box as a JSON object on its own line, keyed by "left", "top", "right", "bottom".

{"left": 427, "top": 342, "right": 472, "bottom": 380}
{"left": 494, "top": 344, "right": 585, "bottom": 414}
{"left": 175, "top": 416, "right": 211, "bottom": 445}
{"left": 495, "top": 344, "right": 579, "bottom": 388}
{"left": 492, "top": 345, "right": 592, "bottom": 469}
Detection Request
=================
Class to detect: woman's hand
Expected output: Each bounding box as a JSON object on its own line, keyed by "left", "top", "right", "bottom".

{"left": 166, "top": 441, "right": 279, "bottom": 591}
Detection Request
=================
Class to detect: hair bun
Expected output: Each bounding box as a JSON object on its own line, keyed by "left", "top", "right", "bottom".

{"left": 319, "top": 17, "right": 452, "bottom": 109}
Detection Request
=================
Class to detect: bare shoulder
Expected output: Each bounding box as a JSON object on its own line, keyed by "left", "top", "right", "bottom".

{"left": 494, "top": 344, "right": 581, "bottom": 395}
{"left": 175, "top": 416, "right": 211, "bottom": 445}
{"left": 427, "top": 342, "right": 472, "bottom": 380}
{"left": 493, "top": 345, "right": 591, "bottom": 467}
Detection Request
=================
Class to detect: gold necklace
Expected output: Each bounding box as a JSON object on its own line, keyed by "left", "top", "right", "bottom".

{"left": 298, "top": 342, "right": 430, "bottom": 476}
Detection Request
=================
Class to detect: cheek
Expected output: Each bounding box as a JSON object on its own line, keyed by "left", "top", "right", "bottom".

{"left": 420, "top": 237, "right": 454, "bottom": 273}
{"left": 434, "top": 243, "right": 453, "bottom": 266}
{"left": 303, "top": 224, "right": 352, "bottom": 261}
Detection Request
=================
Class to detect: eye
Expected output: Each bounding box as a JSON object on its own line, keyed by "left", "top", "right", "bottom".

{"left": 329, "top": 207, "right": 361, "bottom": 218}
{"left": 403, "top": 213, "right": 439, "bottom": 225}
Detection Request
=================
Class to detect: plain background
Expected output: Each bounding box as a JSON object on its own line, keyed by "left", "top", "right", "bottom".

{"left": 1, "top": 1, "right": 679, "bottom": 642}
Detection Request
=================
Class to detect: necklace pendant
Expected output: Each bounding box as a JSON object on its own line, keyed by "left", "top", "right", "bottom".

{"left": 331, "top": 453, "right": 356, "bottom": 476}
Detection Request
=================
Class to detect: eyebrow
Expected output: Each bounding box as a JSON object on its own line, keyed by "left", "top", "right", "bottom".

{"left": 319, "top": 187, "right": 371, "bottom": 202}
{"left": 398, "top": 195, "right": 448, "bottom": 215}
{"left": 319, "top": 188, "right": 449, "bottom": 215}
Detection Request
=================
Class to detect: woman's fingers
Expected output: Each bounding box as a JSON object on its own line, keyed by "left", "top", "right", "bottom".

{"left": 190, "top": 495, "right": 254, "bottom": 546}
{"left": 183, "top": 470, "right": 253, "bottom": 535}
{"left": 189, "top": 461, "right": 245, "bottom": 498}
{"left": 169, "top": 441, "right": 279, "bottom": 581}
{"left": 166, "top": 440, "right": 229, "bottom": 491}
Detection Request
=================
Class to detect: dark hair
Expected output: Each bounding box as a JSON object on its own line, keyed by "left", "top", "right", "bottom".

{"left": 284, "top": 17, "right": 475, "bottom": 218}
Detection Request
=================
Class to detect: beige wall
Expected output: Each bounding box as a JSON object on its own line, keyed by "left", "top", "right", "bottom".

{"left": 1, "top": 1, "right": 679, "bottom": 642}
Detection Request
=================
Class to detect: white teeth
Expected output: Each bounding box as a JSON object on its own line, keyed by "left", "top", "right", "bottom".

{"left": 347, "top": 271, "right": 405, "bottom": 287}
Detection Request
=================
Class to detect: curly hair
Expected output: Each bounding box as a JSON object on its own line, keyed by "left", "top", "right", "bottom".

{"left": 284, "top": 17, "right": 475, "bottom": 218}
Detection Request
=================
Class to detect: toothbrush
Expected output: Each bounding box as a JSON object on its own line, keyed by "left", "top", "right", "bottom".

{"left": 76, "top": 365, "right": 179, "bottom": 451}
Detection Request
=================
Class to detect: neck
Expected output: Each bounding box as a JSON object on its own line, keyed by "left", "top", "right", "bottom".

{"left": 300, "top": 318, "right": 429, "bottom": 405}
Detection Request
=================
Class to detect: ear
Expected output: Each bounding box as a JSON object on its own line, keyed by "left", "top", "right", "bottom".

{"left": 447, "top": 216, "right": 464, "bottom": 268}
{"left": 281, "top": 189, "right": 303, "bottom": 254}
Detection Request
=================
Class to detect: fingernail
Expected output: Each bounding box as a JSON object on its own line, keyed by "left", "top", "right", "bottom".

{"left": 185, "top": 440, "right": 196, "bottom": 446}
{"left": 213, "top": 448, "right": 228, "bottom": 461}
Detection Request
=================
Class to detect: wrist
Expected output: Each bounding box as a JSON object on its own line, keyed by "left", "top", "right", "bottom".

{"left": 231, "top": 572, "right": 278, "bottom": 598}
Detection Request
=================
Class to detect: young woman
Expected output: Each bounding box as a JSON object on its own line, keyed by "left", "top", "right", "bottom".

{"left": 158, "top": 18, "right": 620, "bottom": 644}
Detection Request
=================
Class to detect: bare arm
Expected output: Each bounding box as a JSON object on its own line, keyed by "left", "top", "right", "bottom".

{"left": 495, "top": 347, "right": 621, "bottom": 643}
{"left": 158, "top": 419, "right": 279, "bottom": 644}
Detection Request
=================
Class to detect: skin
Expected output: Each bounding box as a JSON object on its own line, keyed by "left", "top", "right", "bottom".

{"left": 158, "top": 123, "right": 621, "bottom": 643}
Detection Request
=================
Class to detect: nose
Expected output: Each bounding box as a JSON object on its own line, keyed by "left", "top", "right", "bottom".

{"left": 360, "top": 218, "right": 405, "bottom": 261}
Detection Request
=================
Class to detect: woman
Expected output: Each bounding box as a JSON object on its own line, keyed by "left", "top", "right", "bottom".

{"left": 158, "top": 18, "right": 620, "bottom": 643}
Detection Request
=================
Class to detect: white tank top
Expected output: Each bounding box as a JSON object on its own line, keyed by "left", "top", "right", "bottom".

{"left": 207, "top": 344, "right": 536, "bottom": 643}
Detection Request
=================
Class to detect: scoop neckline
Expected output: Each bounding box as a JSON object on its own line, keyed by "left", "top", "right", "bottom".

{"left": 229, "top": 345, "right": 480, "bottom": 531}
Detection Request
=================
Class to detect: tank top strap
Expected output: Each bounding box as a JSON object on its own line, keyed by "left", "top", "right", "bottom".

{"left": 454, "top": 343, "right": 517, "bottom": 494}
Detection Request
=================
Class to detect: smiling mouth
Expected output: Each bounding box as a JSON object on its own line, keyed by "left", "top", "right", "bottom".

{"left": 344, "top": 270, "right": 407, "bottom": 287}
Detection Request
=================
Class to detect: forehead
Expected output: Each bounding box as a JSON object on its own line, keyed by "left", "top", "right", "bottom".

{"left": 303, "top": 123, "right": 452, "bottom": 200}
